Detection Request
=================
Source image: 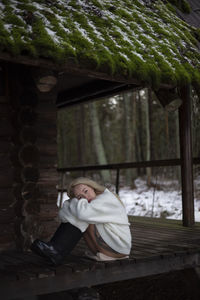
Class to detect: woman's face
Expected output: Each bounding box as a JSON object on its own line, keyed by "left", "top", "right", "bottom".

{"left": 73, "top": 184, "right": 96, "bottom": 203}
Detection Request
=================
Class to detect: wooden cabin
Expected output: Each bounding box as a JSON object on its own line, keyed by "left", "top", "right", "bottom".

{"left": 0, "top": 0, "right": 200, "bottom": 299}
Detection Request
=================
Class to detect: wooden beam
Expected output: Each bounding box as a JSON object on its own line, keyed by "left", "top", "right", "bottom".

{"left": 57, "top": 158, "right": 183, "bottom": 173}
{"left": 57, "top": 80, "right": 136, "bottom": 107}
{"left": 57, "top": 158, "right": 200, "bottom": 173}
{"left": 179, "top": 85, "right": 194, "bottom": 227}
{"left": 0, "top": 52, "right": 173, "bottom": 89}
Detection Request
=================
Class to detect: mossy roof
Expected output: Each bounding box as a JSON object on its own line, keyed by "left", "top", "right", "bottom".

{"left": 0, "top": 0, "right": 200, "bottom": 91}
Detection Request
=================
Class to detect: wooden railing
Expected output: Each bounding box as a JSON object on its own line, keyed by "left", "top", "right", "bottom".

{"left": 57, "top": 157, "right": 200, "bottom": 194}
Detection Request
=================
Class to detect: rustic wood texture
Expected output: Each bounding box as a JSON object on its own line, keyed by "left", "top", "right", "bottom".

{"left": 179, "top": 85, "right": 194, "bottom": 226}
{"left": 0, "top": 99, "right": 15, "bottom": 249}
{"left": 34, "top": 91, "right": 58, "bottom": 240}
{"left": 0, "top": 217, "right": 200, "bottom": 300}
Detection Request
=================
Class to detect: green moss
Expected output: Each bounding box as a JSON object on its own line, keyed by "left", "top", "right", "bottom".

{"left": 166, "top": 0, "right": 191, "bottom": 13}
{"left": 16, "top": 3, "right": 35, "bottom": 12}
{"left": 89, "top": 0, "right": 103, "bottom": 9}
{"left": 153, "top": 53, "right": 176, "bottom": 85}
{"left": 180, "top": 0, "right": 191, "bottom": 14}
{"left": 0, "top": 21, "right": 13, "bottom": 52}
{"left": 4, "top": 13, "right": 25, "bottom": 27}
{"left": 174, "top": 63, "right": 191, "bottom": 86}
{"left": 193, "top": 28, "right": 200, "bottom": 42}
{"left": 147, "top": 64, "right": 162, "bottom": 89}
{"left": 94, "top": 46, "right": 116, "bottom": 75}
{"left": 191, "top": 70, "right": 200, "bottom": 99}
{"left": 31, "top": 18, "right": 62, "bottom": 61}
{"left": 1, "top": 0, "right": 10, "bottom": 5}
{"left": 0, "top": 0, "right": 199, "bottom": 91}
{"left": 117, "top": 8, "right": 133, "bottom": 22}
{"left": 166, "top": 3, "right": 176, "bottom": 13}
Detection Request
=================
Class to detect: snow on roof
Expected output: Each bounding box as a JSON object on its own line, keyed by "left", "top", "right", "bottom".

{"left": 0, "top": 0, "right": 200, "bottom": 91}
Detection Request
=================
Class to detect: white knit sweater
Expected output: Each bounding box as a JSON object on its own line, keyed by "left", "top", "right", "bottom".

{"left": 58, "top": 189, "right": 132, "bottom": 255}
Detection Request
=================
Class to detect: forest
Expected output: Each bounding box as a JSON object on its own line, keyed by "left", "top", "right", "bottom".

{"left": 57, "top": 87, "right": 200, "bottom": 202}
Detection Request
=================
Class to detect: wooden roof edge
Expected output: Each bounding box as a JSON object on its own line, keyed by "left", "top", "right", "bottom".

{"left": 0, "top": 52, "right": 174, "bottom": 90}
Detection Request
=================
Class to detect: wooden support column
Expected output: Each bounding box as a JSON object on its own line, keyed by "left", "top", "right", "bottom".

{"left": 179, "top": 85, "right": 194, "bottom": 227}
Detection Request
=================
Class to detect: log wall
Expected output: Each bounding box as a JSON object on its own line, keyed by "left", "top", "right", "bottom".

{"left": 35, "top": 90, "right": 59, "bottom": 241}
{"left": 0, "top": 67, "right": 16, "bottom": 250}
{"left": 0, "top": 63, "right": 59, "bottom": 251}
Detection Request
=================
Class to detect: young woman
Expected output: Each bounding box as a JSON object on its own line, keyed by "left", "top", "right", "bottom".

{"left": 31, "top": 177, "right": 132, "bottom": 265}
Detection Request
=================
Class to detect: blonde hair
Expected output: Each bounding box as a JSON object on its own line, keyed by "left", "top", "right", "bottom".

{"left": 67, "top": 177, "right": 106, "bottom": 198}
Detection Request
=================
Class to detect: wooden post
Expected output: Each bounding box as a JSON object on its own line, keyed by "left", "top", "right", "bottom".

{"left": 179, "top": 85, "right": 194, "bottom": 227}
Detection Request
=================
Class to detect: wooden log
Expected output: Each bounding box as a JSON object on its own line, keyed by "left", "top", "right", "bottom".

{"left": 19, "top": 144, "right": 39, "bottom": 166}
{"left": 38, "top": 169, "right": 58, "bottom": 185}
{"left": 10, "top": 110, "right": 20, "bottom": 129}
{"left": 12, "top": 183, "right": 23, "bottom": 199}
{"left": 36, "top": 125, "right": 56, "bottom": 138}
{"left": 37, "top": 184, "right": 58, "bottom": 202}
{"left": 39, "top": 204, "right": 58, "bottom": 221}
{"left": 13, "top": 168, "right": 23, "bottom": 183}
{"left": 0, "top": 169, "right": 14, "bottom": 188}
{"left": 37, "top": 112, "right": 57, "bottom": 123}
{"left": 0, "top": 103, "right": 11, "bottom": 116}
{"left": 36, "top": 102, "right": 58, "bottom": 114}
{"left": 0, "top": 224, "right": 15, "bottom": 239}
{"left": 0, "top": 224, "right": 15, "bottom": 248}
{"left": 32, "top": 68, "right": 57, "bottom": 93}
{"left": 0, "top": 188, "right": 14, "bottom": 204}
{"left": 38, "top": 144, "right": 57, "bottom": 156}
{"left": 18, "top": 106, "right": 37, "bottom": 126}
{"left": 0, "top": 119, "right": 13, "bottom": 136}
{"left": 37, "top": 156, "right": 57, "bottom": 168}
{"left": 21, "top": 182, "right": 40, "bottom": 201}
{"left": 21, "top": 167, "right": 39, "bottom": 183}
{"left": 20, "top": 90, "right": 38, "bottom": 106}
{"left": 20, "top": 126, "right": 37, "bottom": 144}
{"left": 9, "top": 145, "right": 21, "bottom": 167}
{"left": 0, "top": 207, "right": 15, "bottom": 223}
{"left": 0, "top": 154, "right": 12, "bottom": 168}
{"left": 0, "top": 96, "right": 7, "bottom": 103}
{"left": 36, "top": 120, "right": 56, "bottom": 131}
{"left": 37, "top": 220, "right": 59, "bottom": 240}
{"left": 0, "top": 140, "right": 11, "bottom": 153}
{"left": 23, "top": 199, "right": 40, "bottom": 215}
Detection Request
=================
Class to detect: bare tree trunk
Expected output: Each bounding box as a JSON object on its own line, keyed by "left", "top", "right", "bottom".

{"left": 89, "top": 101, "right": 111, "bottom": 182}
{"left": 175, "top": 110, "right": 181, "bottom": 183}
{"left": 132, "top": 91, "right": 137, "bottom": 184}
{"left": 137, "top": 91, "right": 144, "bottom": 162}
{"left": 146, "top": 89, "right": 152, "bottom": 186}
{"left": 165, "top": 110, "right": 169, "bottom": 156}
{"left": 123, "top": 92, "right": 133, "bottom": 186}
{"left": 76, "top": 104, "right": 85, "bottom": 166}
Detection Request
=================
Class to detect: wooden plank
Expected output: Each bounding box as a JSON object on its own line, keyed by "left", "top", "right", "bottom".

{"left": 0, "top": 252, "right": 199, "bottom": 300}
{"left": 0, "top": 217, "right": 200, "bottom": 299}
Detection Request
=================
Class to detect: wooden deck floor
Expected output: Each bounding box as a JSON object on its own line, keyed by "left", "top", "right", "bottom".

{"left": 1, "top": 216, "right": 200, "bottom": 300}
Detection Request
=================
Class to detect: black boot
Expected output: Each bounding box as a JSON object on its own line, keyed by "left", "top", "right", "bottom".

{"left": 30, "top": 223, "right": 83, "bottom": 265}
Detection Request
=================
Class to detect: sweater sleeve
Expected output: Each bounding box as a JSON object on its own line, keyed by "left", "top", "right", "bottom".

{"left": 69, "top": 190, "right": 129, "bottom": 225}
{"left": 58, "top": 199, "right": 89, "bottom": 232}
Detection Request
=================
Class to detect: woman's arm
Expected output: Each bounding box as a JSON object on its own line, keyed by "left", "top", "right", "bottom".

{"left": 69, "top": 190, "right": 129, "bottom": 225}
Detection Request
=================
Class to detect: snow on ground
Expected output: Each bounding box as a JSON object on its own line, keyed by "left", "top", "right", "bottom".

{"left": 119, "top": 178, "right": 200, "bottom": 222}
